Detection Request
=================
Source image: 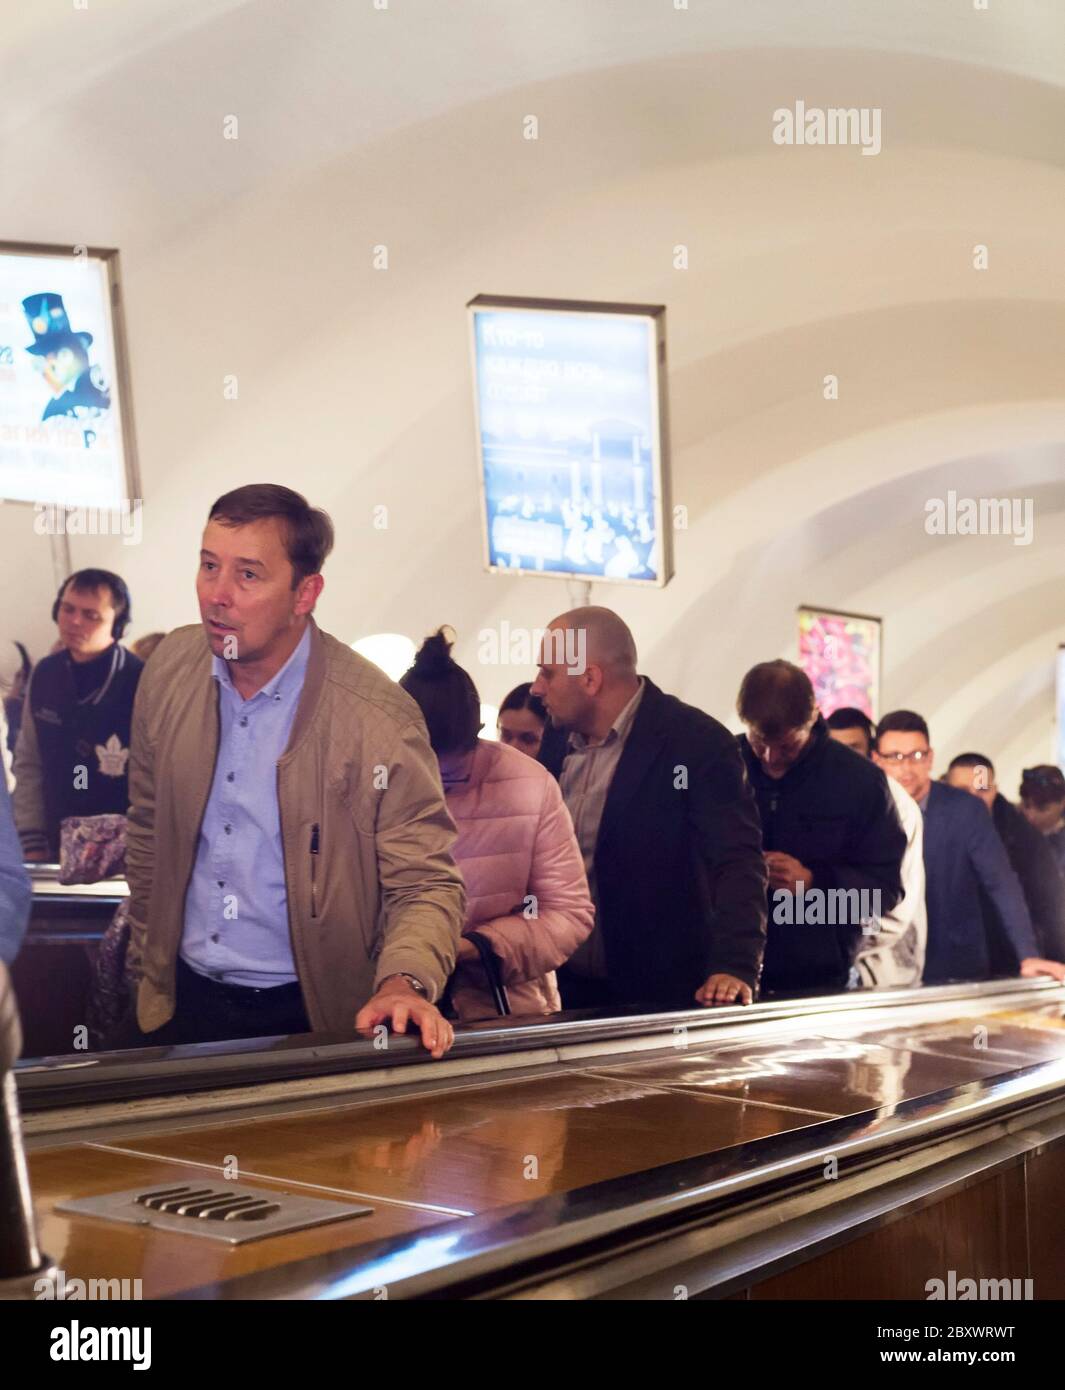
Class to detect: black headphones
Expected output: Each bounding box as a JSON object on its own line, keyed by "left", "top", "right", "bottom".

{"left": 52, "top": 570, "right": 132, "bottom": 640}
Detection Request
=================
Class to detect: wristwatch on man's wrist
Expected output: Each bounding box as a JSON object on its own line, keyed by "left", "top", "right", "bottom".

{"left": 381, "top": 972, "right": 428, "bottom": 998}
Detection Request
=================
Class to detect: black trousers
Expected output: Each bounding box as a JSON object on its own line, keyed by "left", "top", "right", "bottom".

{"left": 556, "top": 965, "right": 615, "bottom": 1011}
{"left": 134, "top": 957, "right": 311, "bottom": 1047}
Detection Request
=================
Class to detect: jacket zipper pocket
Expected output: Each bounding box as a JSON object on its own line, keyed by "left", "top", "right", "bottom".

{"left": 310, "top": 822, "right": 320, "bottom": 919}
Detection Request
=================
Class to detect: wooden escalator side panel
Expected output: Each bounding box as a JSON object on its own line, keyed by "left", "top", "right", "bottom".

{"left": 27, "top": 1146, "right": 454, "bottom": 1299}
{"left": 583, "top": 1030, "right": 1014, "bottom": 1117}
{"left": 46, "top": 1070, "right": 829, "bottom": 1218}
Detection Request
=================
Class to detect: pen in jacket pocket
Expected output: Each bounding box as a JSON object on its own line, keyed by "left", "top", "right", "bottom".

{"left": 310, "top": 822, "right": 320, "bottom": 918}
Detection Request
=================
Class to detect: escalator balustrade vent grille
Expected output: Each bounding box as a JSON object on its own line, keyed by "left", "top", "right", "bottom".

{"left": 136, "top": 1184, "right": 281, "bottom": 1220}
{"left": 57, "top": 1181, "right": 373, "bottom": 1245}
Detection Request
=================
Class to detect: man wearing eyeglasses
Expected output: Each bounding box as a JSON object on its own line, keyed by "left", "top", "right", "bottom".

{"left": 825, "top": 707, "right": 927, "bottom": 987}
{"left": 875, "top": 711, "right": 1065, "bottom": 985}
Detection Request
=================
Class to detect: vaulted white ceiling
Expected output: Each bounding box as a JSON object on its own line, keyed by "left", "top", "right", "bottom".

{"left": 2, "top": 0, "right": 1063, "bottom": 791}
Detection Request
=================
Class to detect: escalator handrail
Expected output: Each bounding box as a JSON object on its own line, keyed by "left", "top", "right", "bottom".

{"left": 16, "top": 976, "right": 1065, "bottom": 1112}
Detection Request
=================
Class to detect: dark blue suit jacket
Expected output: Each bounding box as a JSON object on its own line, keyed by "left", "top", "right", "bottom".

{"left": 922, "top": 781, "right": 1037, "bottom": 982}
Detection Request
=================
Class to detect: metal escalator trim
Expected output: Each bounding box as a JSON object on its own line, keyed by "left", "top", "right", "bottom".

{"left": 169, "top": 1049, "right": 1065, "bottom": 1300}
{"left": 512, "top": 1101, "right": 1065, "bottom": 1300}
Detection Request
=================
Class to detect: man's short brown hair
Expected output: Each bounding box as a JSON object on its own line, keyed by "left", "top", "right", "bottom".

{"left": 737, "top": 660, "right": 817, "bottom": 740}
{"left": 208, "top": 484, "right": 334, "bottom": 586}
{"left": 875, "top": 709, "right": 930, "bottom": 746}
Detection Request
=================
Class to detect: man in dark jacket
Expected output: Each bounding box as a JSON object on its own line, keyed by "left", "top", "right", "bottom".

{"left": 532, "top": 607, "right": 767, "bottom": 1012}
{"left": 736, "top": 662, "right": 906, "bottom": 996}
{"left": 875, "top": 711, "right": 1065, "bottom": 984}
{"left": 1019, "top": 765, "right": 1065, "bottom": 876}
{"left": 946, "top": 752, "right": 1065, "bottom": 965}
{"left": 13, "top": 569, "right": 142, "bottom": 861}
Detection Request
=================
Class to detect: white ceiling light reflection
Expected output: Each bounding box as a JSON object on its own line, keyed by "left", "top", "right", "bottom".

{"left": 352, "top": 633, "right": 416, "bottom": 682}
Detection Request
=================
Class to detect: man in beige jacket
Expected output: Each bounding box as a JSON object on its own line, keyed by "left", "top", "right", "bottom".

{"left": 125, "top": 484, "right": 464, "bottom": 1056}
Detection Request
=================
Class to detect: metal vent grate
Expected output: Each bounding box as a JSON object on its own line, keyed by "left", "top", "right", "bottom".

{"left": 57, "top": 1182, "right": 373, "bottom": 1245}
{"left": 136, "top": 1184, "right": 282, "bottom": 1221}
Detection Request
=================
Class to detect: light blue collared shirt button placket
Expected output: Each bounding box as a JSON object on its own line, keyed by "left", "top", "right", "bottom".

{"left": 180, "top": 625, "right": 312, "bottom": 988}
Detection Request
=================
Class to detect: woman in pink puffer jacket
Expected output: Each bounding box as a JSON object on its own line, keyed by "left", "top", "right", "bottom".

{"left": 400, "top": 630, "right": 593, "bottom": 1020}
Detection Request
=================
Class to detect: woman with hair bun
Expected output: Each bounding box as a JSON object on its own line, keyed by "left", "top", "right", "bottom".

{"left": 400, "top": 629, "right": 593, "bottom": 1020}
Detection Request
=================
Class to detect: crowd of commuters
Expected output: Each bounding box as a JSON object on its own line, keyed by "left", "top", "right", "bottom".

{"left": 2, "top": 482, "right": 1064, "bottom": 1056}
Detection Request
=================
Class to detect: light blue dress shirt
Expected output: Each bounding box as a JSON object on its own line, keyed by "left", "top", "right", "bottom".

{"left": 0, "top": 774, "right": 31, "bottom": 966}
{"left": 181, "top": 625, "right": 311, "bottom": 987}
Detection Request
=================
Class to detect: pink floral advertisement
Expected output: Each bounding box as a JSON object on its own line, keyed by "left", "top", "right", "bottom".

{"left": 798, "top": 607, "right": 881, "bottom": 720}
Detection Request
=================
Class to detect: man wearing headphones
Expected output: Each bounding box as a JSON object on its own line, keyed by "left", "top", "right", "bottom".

{"left": 13, "top": 569, "right": 143, "bottom": 861}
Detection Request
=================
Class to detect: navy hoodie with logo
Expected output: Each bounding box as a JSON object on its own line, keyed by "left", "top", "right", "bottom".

{"left": 12, "top": 643, "right": 143, "bottom": 859}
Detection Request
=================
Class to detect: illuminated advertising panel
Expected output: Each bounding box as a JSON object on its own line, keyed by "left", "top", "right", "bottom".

{"left": 468, "top": 295, "right": 672, "bottom": 586}
{"left": 0, "top": 242, "right": 137, "bottom": 508}
{"left": 798, "top": 606, "right": 882, "bottom": 720}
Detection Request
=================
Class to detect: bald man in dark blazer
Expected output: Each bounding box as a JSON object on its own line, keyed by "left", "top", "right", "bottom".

{"left": 533, "top": 607, "right": 767, "bottom": 1011}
